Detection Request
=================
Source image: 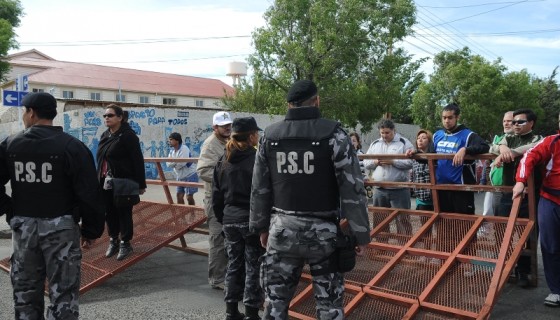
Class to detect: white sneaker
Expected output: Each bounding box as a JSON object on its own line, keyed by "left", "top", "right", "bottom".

{"left": 544, "top": 293, "right": 560, "bottom": 307}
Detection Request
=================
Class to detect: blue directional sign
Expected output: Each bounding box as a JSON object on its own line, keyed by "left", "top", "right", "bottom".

{"left": 22, "top": 75, "right": 29, "bottom": 92}
{"left": 2, "top": 90, "right": 28, "bottom": 107}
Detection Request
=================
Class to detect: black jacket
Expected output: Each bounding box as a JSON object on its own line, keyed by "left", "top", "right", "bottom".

{"left": 0, "top": 125, "right": 105, "bottom": 239}
{"left": 212, "top": 147, "right": 256, "bottom": 224}
{"left": 96, "top": 123, "right": 147, "bottom": 189}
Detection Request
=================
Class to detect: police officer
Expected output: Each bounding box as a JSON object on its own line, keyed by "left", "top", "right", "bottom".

{"left": 0, "top": 92, "right": 105, "bottom": 319}
{"left": 250, "top": 80, "right": 371, "bottom": 319}
{"left": 213, "top": 117, "right": 264, "bottom": 320}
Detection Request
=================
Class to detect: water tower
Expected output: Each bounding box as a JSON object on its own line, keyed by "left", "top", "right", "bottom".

{"left": 226, "top": 61, "right": 247, "bottom": 86}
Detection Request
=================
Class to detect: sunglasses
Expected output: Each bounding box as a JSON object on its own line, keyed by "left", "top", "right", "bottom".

{"left": 512, "top": 119, "right": 528, "bottom": 125}
{"left": 103, "top": 114, "right": 116, "bottom": 118}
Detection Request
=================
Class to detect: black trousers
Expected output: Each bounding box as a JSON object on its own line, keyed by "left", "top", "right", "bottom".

{"left": 437, "top": 190, "right": 475, "bottom": 214}
{"left": 102, "top": 188, "right": 134, "bottom": 242}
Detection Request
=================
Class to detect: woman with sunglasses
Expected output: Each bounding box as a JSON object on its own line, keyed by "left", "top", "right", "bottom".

{"left": 96, "top": 104, "right": 146, "bottom": 261}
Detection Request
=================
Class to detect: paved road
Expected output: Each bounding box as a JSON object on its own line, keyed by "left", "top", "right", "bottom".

{"left": 0, "top": 189, "right": 558, "bottom": 319}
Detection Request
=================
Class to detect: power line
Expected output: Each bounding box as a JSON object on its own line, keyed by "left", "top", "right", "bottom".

{"left": 81, "top": 54, "right": 250, "bottom": 64}
{"left": 19, "top": 35, "right": 251, "bottom": 47}
{"left": 418, "top": 0, "right": 544, "bottom": 9}
{"left": 414, "top": 3, "right": 518, "bottom": 70}
{"left": 416, "top": 28, "right": 560, "bottom": 37}
{"left": 423, "top": 0, "right": 533, "bottom": 29}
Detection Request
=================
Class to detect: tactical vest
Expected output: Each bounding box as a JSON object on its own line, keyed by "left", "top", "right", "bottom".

{"left": 265, "top": 117, "right": 340, "bottom": 212}
{"left": 5, "top": 130, "right": 75, "bottom": 218}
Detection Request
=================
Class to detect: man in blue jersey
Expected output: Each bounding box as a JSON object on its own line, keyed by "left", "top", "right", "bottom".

{"left": 433, "top": 103, "right": 489, "bottom": 214}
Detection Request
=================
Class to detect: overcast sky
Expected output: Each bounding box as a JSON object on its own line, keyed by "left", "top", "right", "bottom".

{"left": 10, "top": 0, "right": 560, "bottom": 86}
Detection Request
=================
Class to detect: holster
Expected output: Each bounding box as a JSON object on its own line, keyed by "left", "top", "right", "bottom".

{"left": 334, "top": 232, "right": 357, "bottom": 273}
{"left": 310, "top": 222, "right": 357, "bottom": 276}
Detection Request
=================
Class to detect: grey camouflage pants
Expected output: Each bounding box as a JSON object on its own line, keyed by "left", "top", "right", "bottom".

{"left": 10, "top": 215, "right": 81, "bottom": 320}
{"left": 261, "top": 214, "right": 344, "bottom": 320}
{"left": 223, "top": 222, "right": 264, "bottom": 308}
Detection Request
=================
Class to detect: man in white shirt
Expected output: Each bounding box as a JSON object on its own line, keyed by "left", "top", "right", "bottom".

{"left": 167, "top": 132, "right": 198, "bottom": 205}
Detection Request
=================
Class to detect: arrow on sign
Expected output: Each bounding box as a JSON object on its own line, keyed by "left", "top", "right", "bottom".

{"left": 4, "top": 93, "right": 17, "bottom": 104}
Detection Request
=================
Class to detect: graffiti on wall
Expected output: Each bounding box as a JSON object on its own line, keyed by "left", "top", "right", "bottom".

{"left": 68, "top": 108, "right": 204, "bottom": 180}
{"left": 0, "top": 108, "right": 283, "bottom": 182}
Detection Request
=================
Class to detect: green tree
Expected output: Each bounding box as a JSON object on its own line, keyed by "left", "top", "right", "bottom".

{"left": 410, "top": 47, "right": 541, "bottom": 140}
{"left": 0, "top": 0, "right": 23, "bottom": 82}
{"left": 534, "top": 67, "right": 560, "bottom": 136}
{"left": 223, "top": 0, "right": 423, "bottom": 132}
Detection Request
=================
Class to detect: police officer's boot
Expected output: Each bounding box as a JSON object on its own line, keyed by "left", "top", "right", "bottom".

{"left": 117, "top": 241, "right": 133, "bottom": 260}
{"left": 225, "top": 302, "right": 244, "bottom": 320}
{"left": 243, "top": 306, "right": 260, "bottom": 320}
{"left": 105, "top": 238, "right": 119, "bottom": 258}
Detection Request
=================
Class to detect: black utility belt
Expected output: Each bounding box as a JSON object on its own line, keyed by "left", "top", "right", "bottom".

{"left": 272, "top": 210, "right": 338, "bottom": 223}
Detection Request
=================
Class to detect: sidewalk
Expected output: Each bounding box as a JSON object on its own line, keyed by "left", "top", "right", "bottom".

{"left": 0, "top": 190, "right": 558, "bottom": 319}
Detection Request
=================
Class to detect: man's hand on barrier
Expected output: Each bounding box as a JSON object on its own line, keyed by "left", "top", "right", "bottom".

{"left": 355, "top": 244, "right": 367, "bottom": 257}
{"left": 452, "top": 147, "right": 466, "bottom": 166}
{"left": 512, "top": 182, "right": 525, "bottom": 199}
{"left": 405, "top": 149, "right": 415, "bottom": 158}
{"left": 260, "top": 232, "right": 269, "bottom": 249}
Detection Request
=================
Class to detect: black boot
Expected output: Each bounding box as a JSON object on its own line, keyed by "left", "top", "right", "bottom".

{"left": 117, "top": 241, "right": 133, "bottom": 260}
{"left": 225, "top": 302, "right": 244, "bottom": 320}
{"left": 105, "top": 238, "right": 119, "bottom": 258}
{"left": 243, "top": 306, "right": 260, "bottom": 320}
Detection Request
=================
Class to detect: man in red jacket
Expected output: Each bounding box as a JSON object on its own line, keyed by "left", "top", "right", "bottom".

{"left": 512, "top": 113, "right": 560, "bottom": 307}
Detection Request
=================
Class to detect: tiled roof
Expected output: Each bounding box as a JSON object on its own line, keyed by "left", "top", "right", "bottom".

{"left": 8, "top": 50, "right": 234, "bottom": 98}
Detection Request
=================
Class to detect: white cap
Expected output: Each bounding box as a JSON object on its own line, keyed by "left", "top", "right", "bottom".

{"left": 212, "top": 111, "right": 233, "bottom": 126}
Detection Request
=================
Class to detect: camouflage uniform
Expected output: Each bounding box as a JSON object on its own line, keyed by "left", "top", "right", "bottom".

{"left": 10, "top": 215, "right": 81, "bottom": 319}
{"left": 0, "top": 100, "right": 104, "bottom": 320}
{"left": 250, "top": 106, "right": 370, "bottom": 320}
{"left": 223, "top": 222, "right": 264, "bottom": 308}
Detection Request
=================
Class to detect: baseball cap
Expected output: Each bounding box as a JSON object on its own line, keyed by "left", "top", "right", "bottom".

{"left": 232, "top": 117, "right": 262, "bottom": 133}
{"left": 21, "top": 92, "right": 57, "bottom": 111}
{"left": 287, "top": 80, "right": 317, "bottom": 103}
{"left": 212, "top": 111, "right": 233, "bottom": 126}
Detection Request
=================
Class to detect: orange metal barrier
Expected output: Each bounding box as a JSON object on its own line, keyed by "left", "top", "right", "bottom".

{"left": 287, "top": 153, "right": 537, "bottom": 320}
{"left": 0, "top": 157, "right": 207, "bottom": 294}
{"left": 0, "top": 201, "right": 206, "bottom": 294}
{"left": 0, "top": 153, "right": 537, "bottom": 318}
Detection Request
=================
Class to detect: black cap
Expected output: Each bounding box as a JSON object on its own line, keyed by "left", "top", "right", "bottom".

{"left": 287, "top": 80, "right": 317, "bottom": 103}
{"left": 232, "top": 117, "right": 261, "bottom": 133}
{"left": 21, "top": 92, "right": 57, "bottom": 111}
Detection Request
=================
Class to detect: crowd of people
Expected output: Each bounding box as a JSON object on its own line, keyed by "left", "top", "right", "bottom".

{"left": 0, "top": 85, "right": 558, "bottom": 319}
{"left": 351, "top": 104, "right": 559, "bottom": 308}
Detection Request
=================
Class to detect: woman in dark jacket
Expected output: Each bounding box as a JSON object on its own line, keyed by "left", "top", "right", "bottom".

{"left": 97, "top": 104, "right": 146, "bottom": 260}
{"left": 212, "top": 117, "right": 263, "bottom": 320}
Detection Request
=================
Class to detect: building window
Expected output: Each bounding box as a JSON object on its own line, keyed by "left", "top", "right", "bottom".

{"left": 90, "top": 92, "right": 101, "bottom": 101}
{"left": 116, "top": 94, "right": 126, "bottom": 102}
{"left": 139, "top": 96, "right": 149, "bottom": 104}
{"left": 32, "top": 88, "right": 44, "bottom": 93}
{"left": 195, "top": 99, "right": 204, "bottom": 107}
{"left": 163, "top": 97, "right": 177, "bottom": 105}
{"left": 62, "top": 90, "right": 74, "bottom": 99}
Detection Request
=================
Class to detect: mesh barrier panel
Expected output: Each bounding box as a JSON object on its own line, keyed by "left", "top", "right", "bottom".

{"left": 375, "top": 254, "right": 444, "bottom": 298}
{"left": 289, "top": 209, "right": 532, "bottom": 319}
{"left": 413, "top": 310, "right": 460, "bottom": 320}
{"left": 426, "top": 262, "right": 494, "bottom": 313}
{"left": 346, "top": 295, "right": 410, "bottom": 320}
{"left": 0, "top": 201, "right": 206, "bottom": 294}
